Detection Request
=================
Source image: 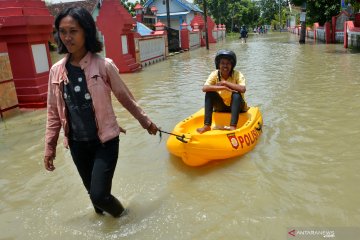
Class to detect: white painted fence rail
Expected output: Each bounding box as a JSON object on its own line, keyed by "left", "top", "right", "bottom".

{"left": 138, "top": 35, "right": 166, "bottom": 67}
{"left": 189, "top": 31, "right": 200, "bottom": 49}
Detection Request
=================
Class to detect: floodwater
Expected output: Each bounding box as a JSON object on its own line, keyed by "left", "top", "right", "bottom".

{"left": 1, "top": 33, "right": 360, "bottom": 239}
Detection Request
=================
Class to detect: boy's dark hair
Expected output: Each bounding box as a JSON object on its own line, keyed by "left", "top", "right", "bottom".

{"left": 54, "top": 7, "right": 103, "bottom": 54}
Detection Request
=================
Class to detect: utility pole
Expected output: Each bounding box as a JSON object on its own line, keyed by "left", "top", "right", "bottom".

{"left": 203, "top": 0, "right": 209, "bottom": 50}
{"left": 166, "top": 0, "right": 171, "bottom": 28}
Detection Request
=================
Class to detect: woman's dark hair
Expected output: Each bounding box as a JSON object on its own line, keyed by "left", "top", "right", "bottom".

{"left": 54, "top": 7, "right": 103, "bottom": 54}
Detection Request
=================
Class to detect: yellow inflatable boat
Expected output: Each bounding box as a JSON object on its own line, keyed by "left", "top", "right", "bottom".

{"left": 166, "top": 107, "right": 263, "bottom": 166}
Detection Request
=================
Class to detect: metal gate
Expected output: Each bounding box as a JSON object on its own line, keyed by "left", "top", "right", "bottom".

{"left": 166, "top": 27, "right": 181, "bottom": 52}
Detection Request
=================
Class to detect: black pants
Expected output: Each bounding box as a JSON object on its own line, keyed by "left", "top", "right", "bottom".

{"left": 69, "top": 136, "right": 124, "bottom": 217}
{"left": 204, "top": 92, "right": 245, "bottom": 127}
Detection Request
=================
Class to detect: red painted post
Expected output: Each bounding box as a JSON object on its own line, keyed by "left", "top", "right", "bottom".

{"left": 325, "top": 22, "right": 332, "bottom": 44}
{"left": 180, "top": 22, "right": 189, "bottom": 50}
{"left": 344, "top": 21, "right": 349, "bottom": 48}
{"left": 355, "top": 13, "right": 360, "bottom": 27}
{"left": 332, "top": 16, "right": 336, "bottom": 43}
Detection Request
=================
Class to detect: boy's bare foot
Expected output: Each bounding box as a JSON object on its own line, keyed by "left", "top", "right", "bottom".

{"left": 197, "top": 125, "right": 211, "bottom": 134}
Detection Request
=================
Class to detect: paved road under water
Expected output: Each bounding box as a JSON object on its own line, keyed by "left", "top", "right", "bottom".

{"left": 1, "top": 33, "right": 360, "bottom": 239}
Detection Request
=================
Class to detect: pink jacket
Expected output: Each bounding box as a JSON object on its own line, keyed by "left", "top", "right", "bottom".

{"left": 44, "top": 52, "right": 151, "bottom": 158}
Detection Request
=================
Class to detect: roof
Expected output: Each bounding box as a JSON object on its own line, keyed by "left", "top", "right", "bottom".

{"left": 46, "top": 0, "right": 99, "bottom": 17}
{"left": 144, "top": 0, "right": 202, "bottom": 13}
{"left": 177, "top": 0, "right": 202, "bottom": 12}
{"left": 136, "top": 22, "right": 153, "bottom": 36}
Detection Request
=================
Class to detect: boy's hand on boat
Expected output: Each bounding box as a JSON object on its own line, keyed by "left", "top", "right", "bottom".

{"left": 147, "top": 122, "right": 158, "bottom": 135}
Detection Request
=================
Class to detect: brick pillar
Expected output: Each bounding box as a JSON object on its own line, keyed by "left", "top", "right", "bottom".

{"left": 332, "top": 16, "right": 336, "bottom": 43}
{"left": 325, "top": 22, "right": 332, "bottom": 44}
{"left": 180, "top": 22, "right": 190, "bottom": 50}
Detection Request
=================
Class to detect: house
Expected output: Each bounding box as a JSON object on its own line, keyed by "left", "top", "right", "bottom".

{"left": 143, "top": 0, "right": 203, "bottom": 30}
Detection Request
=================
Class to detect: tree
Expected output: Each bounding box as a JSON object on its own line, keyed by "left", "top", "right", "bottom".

{"left": 291, "top": 0, "right": 341, "bottom": 25}
{"left": 291, "top": 0, "right": 341, "bottom": 43}
{"left": 348, "top": 0, "right": 360, "bottom": 13}
{"left": 230, "top": 1, "right": 260, "bottom": 29}
{"left": 307, "top": 0, "right": 341, "bottom": 25}
{"left": 259, "top": 0, "right": 278, "bottom": 25}
{"left": 193, "top": 0, "right": 260, "bottom": 31}
{"left": 271, "top": 7, "right": 288, "bottom": 30}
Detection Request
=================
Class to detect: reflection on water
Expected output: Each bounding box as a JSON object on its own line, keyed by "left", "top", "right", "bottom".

{"left": 1, "top": 33, "right": 360, "bottom": 239}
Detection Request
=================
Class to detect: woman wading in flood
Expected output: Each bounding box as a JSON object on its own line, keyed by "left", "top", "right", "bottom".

{"left": 43, "top": 7, "right": 158, "bottom": 217}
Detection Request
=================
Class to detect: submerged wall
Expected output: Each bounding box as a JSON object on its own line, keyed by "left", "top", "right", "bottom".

{"left": 0, "top": 42, "right": 19, "bottom": 119}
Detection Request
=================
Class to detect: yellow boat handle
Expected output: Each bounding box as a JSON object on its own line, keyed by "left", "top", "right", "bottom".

{"left": 255, "top": 122, "right": 262, "bottom": 132}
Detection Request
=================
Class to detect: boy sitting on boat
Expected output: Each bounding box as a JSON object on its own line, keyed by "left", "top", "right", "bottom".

{"left": 197, "top": 50, "right": 248, "bottom": 134}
